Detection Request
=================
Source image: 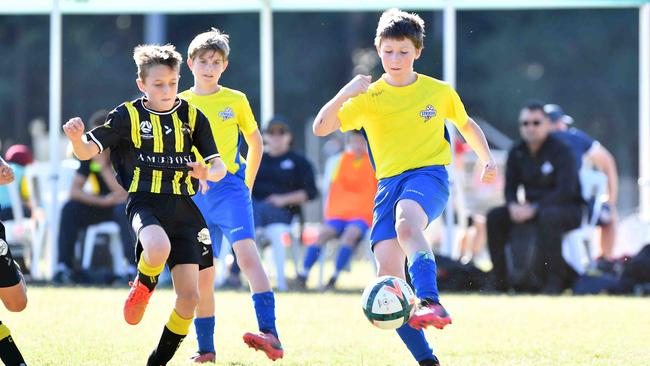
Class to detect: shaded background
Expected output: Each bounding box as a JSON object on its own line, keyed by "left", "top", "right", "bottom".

{"left": 0, "top": 9, "right": 640, "bottom": 211}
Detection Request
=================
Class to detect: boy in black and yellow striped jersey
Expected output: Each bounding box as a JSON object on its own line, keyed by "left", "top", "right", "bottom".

{"left": 63, "top": 44, "right": 226, "bottom": 366}
{"left": 0, "top": 156, "right": 27, "bottom": 366}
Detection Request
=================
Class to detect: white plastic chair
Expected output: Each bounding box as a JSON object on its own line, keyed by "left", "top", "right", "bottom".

{"left": 562, "top": 168, "right": 608, "bottom": 275}
{"left": 81, "top": 221, "right": 126, "bottom": 276}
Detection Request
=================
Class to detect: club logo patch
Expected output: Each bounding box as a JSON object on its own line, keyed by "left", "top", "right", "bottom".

{"left": 197, "top": 228, "right": 211, "bottom": 245}
{"left": 218, "top": 107, "right": 235, "bottom": 121}
{"left": 0, "top": 239, "right": 8, "bottom": 256}
{"left": 140, "top": 120, "right": 154, "bottom": 139}
{"left": 420, "top": 105, "right": 437, "bottom": 122}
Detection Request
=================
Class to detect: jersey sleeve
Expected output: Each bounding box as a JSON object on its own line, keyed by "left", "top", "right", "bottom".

{"left": 76, "top": 160, "right": 91, "bottom": 178}
{"left": 446, "top": 85, "right": 469, "bottom": 128}
{"left": 338, "top": 93, "right": 369, "bottom": 132}
{"left": 85, "top": 107, "right": 128, "bottom": 153}
{"left": 192, "top": 108, "right": 220, "bottom": 162}
{"left": 237, "top": 96, "right": 259, "bottom": 135}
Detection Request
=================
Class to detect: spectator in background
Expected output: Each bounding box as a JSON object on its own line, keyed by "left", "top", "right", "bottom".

{"left": 53, "top": 110, "right": 134, "bottom": 284}
{"left": 486, "top": 102, "right": 583, "bottom": 294}
{"left": 296, "top": 130, "right": 377, "bottom": 290}
{"left": 0, "top": 144, "right": 34, "bottom": 221}
{"left": 226, "top": 116, "right": 318, "bottom": 291}
{"left": 545, "top": 104, "right": 619, "bottom": 265}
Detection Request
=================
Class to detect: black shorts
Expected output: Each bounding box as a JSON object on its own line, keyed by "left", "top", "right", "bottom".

{"left": 126, "top": 193, "right": 213, "bottom": 270}
{"left": 0, "top": 222, "right": 21, "bottom": 288}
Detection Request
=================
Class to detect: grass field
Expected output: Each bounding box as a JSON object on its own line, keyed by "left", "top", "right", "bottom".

{"left": 3, "top": 279, "right": 649, "bottom": 366}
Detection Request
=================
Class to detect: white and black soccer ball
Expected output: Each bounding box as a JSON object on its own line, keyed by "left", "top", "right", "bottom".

{"left": 361, "top": 276, "right": 416, "bottom": 330}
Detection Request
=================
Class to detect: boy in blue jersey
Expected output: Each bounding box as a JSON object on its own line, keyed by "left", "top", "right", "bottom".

{"left": 178, "top": 29, "right": 283, "bottom": 362}
{"left": 313, "top": 9, "right": 497, "bottom": 366}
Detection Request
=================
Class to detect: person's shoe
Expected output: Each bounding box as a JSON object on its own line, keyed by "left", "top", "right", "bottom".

{"left": 242, "top": 332, "right": 284, "bottom": 361}
{"left": 419, "top": 356, "right": 441, "bottom": 366}
{"left": 123, "top": 277, "right": 154, "bottom": 325}
{"left": 294, "top": 274, "right": 307, "bottom": 290}
{"left": 324, "top": 276, "right": 337, "bottom": 291}
{"left": 188, "top": 351, "right": 216, "bottom": 363}
{"left": 408, "top": 299, "right": 452, "bottom": 330}
{"left": 52, "top": 269, "right": 74, "bottom": 285}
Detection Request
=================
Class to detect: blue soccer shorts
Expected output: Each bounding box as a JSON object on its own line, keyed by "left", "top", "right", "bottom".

{"left": 369, "top": 166, "right": 449, "bottom": 248}
{"left": 192, "top": 173, "right": 256, "bottom": 256}
{"left": 324, "top": 218, "right": 369, "bottom": 237}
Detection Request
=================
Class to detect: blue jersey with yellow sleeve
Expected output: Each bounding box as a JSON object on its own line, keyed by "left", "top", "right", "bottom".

{"left": 179, "top": 87, "right": 258, "bottom": 179}
{"left": 338, "top": 74, "right": 468, "bottom": 180}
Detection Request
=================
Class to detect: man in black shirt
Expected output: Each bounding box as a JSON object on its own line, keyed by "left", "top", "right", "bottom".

{"left": 227, "top": 117, "right": 318, "bottom": 291}
{"left": 486, "top": 102, "right": 582, "bottom": 294}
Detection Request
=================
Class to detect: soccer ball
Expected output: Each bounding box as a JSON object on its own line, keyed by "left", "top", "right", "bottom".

{"left": 361, "top": 276, "right": 416, "bottom": 330}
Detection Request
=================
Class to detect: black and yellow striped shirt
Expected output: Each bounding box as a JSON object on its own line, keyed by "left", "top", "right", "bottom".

{"left": 86, "top": 97, "right": 219, "bottom": 196}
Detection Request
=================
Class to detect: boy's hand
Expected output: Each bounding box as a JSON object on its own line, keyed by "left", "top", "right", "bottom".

{"left": 480, "top": 159, "right": 497, "bottom": 183}
{"left": 342, "top": 75, "right": 372, "bottom": 98}
{"left": 198, "top": 179, "right": 210, "bottom": 194}
{"left": 0, "top": 164, "right": 15, "bottom": 185}
{"left": 63, "top": 117, "right": 86, "bottom": 141}
{"left": 187, "top": 162, "right": 208, "bottom": 181}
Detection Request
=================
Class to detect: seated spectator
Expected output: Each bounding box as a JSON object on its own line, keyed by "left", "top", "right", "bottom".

{"left": 486, "top": 101, "right": 583, "bottom": 294}
{"left": 545, "top": 104, "right": 620, "bottom": 266}
{"left": 0, "top": 145, "right": 34, "bottom": 221}
{"left": 53, "top": 110, "right": 134, "bottom": 284}
{"left": 226, "top": 116, "right": 318, "bottom": 291}
{"left": 296, "top": 130, "right": 377, "bottom": 290}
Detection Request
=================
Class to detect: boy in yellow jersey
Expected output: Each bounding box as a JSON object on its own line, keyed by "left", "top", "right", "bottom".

{"left": 178, "top": 28, "right": 283, "bottom": 362}
{"left": 63, "top": 44, "right": 227, "bottom": 366}
{"left": 313, "top": 9, "right": 497, "bottom": 366}
{"left": 0, "top": 157, "right": 28, "bottom": 366}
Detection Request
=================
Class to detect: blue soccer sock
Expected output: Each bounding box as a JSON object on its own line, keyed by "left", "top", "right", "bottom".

{"left": 333, "top": 245, "right": 354, "bottom": 275}
{"left": 194, "top": 316, "right": 215, "bottom": 353}
{"left": 252, "top": 291, "right": 279, "bottom": 339}
{"left": 396, "top": 323, "right": 434, "bottom": 362}
{"left": 408, "top": 251, "right": 440, "bottom": 303}
{"left": 302, "top": 245, "right": 322, "bottom": 275}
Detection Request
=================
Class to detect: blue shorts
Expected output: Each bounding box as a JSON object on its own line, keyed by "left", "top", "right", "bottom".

{"left": 370, "top": 166, "right": 449, "bottom": 247}
{"left": 192, "top": 173, "right": 255, "bottom": 256}
{"left": 252, "top": 199, "right": 294, "bottom": 227}
{"left": 325, "top": 218, "right": 369, "bottom": 237}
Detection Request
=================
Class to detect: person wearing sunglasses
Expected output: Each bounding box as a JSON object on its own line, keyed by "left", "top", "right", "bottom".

{"left": 486, "top": 101, "right": 583, "bottom": 294}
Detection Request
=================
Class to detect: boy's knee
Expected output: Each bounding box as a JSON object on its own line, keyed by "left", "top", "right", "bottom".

{"left": 177, "top": 291, "right": 200, "bottom": 309}
{"left": 4, "top": 297, "right": 27, "bottom": 312}
{"left": 395, "top": 218, "right": 417, "bottom": 242}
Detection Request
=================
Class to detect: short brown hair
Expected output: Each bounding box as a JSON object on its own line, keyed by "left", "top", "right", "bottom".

{"left": 374, "top": 8, "right": 425, "bottom": 50}
{"left": 132, "top": 44, "right": 182, "bottom": 80}
{"left": 188, "top": 28, "right": 230, "bottom": 61}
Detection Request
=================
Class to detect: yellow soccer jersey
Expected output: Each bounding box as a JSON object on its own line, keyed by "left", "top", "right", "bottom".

{"left": 338, "top": 74, "right": 468, "bottom": 180}
{"left": 179, "top": 87, "right": 258, "bottom": 178}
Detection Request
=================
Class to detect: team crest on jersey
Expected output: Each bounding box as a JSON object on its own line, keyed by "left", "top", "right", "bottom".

{"left": 140, "top": 120, "right": 154, "bottom": 139}
{"left": 420, "top": 105, "right": 437, "bottom": 122}
{"left": 218, "top": 107, "right": 235, "bottom": 121}
{"left": 181, "top": 123, "right": 192, "bottom": 135}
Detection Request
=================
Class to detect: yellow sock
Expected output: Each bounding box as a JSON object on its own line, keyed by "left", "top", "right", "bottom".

{"left": 166, "top": 309, "right": 193, "bottom": 336}
{"left": 138, "top": 255, "right": 165, "bottom": 277}
{"left": 0, "top": 324, "right": 10, "bottom": 340}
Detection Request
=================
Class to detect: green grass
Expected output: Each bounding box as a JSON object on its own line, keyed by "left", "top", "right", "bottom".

{"left": 3, "top": 269, "right": 649, "bottom": 365}
{"left": 4, "top": 289, "right": 649, "bottom": 365}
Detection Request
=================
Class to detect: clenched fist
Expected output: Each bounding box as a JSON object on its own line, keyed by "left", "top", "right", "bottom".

{"left": 63, "top": 117, "right": 86, "bottom": 141}
{"left": 341, "top": 75, "right": 372, "bottom": 99}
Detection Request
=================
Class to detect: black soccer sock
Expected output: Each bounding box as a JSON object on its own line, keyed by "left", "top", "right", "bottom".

{"left": 147, "top": 309, "right": 192, "bottom": 365}
{"left": 0, "top": 322, "right": 26, "bottom": 366}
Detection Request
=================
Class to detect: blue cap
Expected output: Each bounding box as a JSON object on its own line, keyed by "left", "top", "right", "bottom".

{"left": 544, "top": 104, "right": 573, "bottom": 124}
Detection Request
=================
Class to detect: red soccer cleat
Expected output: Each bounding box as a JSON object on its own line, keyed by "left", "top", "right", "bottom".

{"left": 123, "top": 278, "right": 154, "bottom": 325}
{"left": 242, "top": 332, "right": 284, "bottom": 361}
{"left": 188, "top": 351, "right": 216, "bottom": 363}
{"left": 408, "top": 300, "right": 452, "bottom": 331}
